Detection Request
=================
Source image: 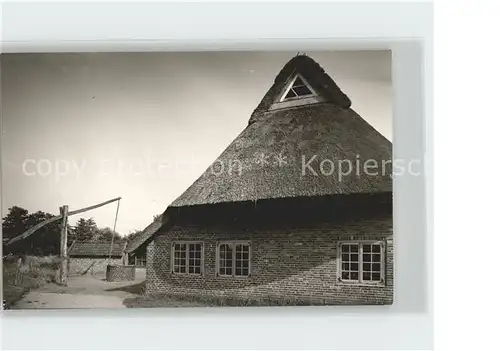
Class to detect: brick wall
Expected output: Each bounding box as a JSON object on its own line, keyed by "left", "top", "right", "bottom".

{"left": 68, "top": 257, "right": 122, "bottom": 275}
{"left": 146, "top": 215, "right": 393, "bottom": 305}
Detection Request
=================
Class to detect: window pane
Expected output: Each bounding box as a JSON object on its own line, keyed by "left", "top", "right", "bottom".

{"left": 285, "top": 90, "right": 296, "bottom": 99}
{"left": 188, "top": 243, "right": 202, "bottom": 274}
{"left": 219, "top": 242, "right": 249, "bottom": 277}
{"left": 340, "top": 242, "right": 383, "bottom": 283}
{"left": 218, "top": 244, "right": 233, "bottom": 276}
{"left": 173, "top": 242, "right": 202, "bottom": 274}
{"left": 293, "top": 85, "right": 312, "bottom": 96}
{"left": 293, "top": 77, "right": 305, "bottom": 87}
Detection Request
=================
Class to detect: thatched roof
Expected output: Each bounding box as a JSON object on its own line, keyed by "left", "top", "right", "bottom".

{"left": 69, "top": 242, "right": 125, "bottom": 257}
{"left": 170, "top": 54, "right": 392, "bottom": 208}
{"left": 124, "top": 216, "right": 164, "bottom": 253}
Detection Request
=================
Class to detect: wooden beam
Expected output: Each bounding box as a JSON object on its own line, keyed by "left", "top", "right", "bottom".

{"left": 67, "top": 197, "right": 121, "bottom": 217}
{"left": 5, "top": 197, "right": 122, "bottom": 246}
{"left": 59, "top": 205, "right": 69, "bottom": 286}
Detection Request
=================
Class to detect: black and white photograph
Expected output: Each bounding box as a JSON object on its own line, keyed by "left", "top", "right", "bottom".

{"left": 2, "top": 50, "right": 396, "bottom": 309}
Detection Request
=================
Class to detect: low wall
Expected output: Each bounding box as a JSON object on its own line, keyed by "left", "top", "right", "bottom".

{"left": 106, "top": 265, "right": 136, "bottom": 282}
{"left": 69, "top": 257, "right": 122, "bottom": 275}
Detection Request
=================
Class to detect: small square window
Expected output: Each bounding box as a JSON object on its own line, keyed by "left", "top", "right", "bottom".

{"left": 339, "top": 242, "right": 384, "bottom": 284}
{"left": 217, "top": 241, "right": 251, "bottom": 278}
{"left": 172, "top": 242, "right": 203, "bottom": 275}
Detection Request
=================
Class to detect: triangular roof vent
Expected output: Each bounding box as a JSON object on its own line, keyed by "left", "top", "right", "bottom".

{"left": 279, "top": 73, "right": 317, "bottom": 102}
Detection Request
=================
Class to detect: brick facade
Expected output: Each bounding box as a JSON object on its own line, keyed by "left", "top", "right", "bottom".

{"left": 68, "top": 257, "right": 122, "bottom": 275}
{"left": 145, "top": 214, "right": 393, "bottom": 305}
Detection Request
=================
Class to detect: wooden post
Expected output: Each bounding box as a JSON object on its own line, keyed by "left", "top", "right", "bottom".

{"left": 123, "top": 241, "right": 129, "bottom": 265}
{"left": 108, "top": 199, "right": 121, "bottom": 260}
{"left": 15, "top": 257, "right": 22, "bottom": 285}
{"left": 59, "top": 205, "right": 69, "bottom": 285}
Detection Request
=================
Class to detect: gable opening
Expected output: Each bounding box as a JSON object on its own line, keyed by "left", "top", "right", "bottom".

{"left": 280, "top": 74, "right": 316, "bottom": 102}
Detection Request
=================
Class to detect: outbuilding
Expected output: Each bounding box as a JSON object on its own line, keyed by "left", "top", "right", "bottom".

{"left": 68, "top": 242, "right": 125, "bottom": 275}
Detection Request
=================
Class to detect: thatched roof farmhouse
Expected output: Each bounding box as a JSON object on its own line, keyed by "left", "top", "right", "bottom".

{"left": 134, "top": 54, "right": 393, "bottom": 305}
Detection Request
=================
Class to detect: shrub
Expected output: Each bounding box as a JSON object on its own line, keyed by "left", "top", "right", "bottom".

{"left": 2, "top": 255, "right": 60, "bottom": 309}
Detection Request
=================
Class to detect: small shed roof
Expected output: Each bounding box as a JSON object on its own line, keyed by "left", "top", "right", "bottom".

{"left": 125, "top": 216, "right": 164, "bottom": 253}
{"left": 69, "top": 242, "right": 125, "bottom": 257}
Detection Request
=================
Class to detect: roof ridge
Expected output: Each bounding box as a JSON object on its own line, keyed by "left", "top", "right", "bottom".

{"left": 249, "top": 54, "right": 351, "bottom": 124}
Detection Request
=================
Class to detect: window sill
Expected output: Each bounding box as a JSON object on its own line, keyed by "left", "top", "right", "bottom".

{"left": 216, "top": 274, "right": 251, "bottom": 280}
{"left": 336, "top": 280, "right": 386, "bottom": 287}
{"left": 171, "top": 272, "right": 203, "bottom": 277}
{"left": 269, "top": 95, "right": 326, "bottom": 111}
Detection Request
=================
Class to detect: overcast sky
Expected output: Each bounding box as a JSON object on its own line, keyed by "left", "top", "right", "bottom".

{"left": 1, "top": 50, "right": 392, "bottom": 235}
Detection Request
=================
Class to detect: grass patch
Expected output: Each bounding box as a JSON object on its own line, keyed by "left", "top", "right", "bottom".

{"left": 123, "top": 292, "right": 322, "bottom": 308}
{"left": 123, "top": 295, "right": 209, "bottom": 308}
{"left": 2, "top": 255, "right": 59, "bottom": 309}
{"left": 105, "top": 281, "right": 146, "bottom": 295}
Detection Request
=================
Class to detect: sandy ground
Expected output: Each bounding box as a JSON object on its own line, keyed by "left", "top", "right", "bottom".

{"left": 11, "top": 269, "right": 146, "bottom": 309}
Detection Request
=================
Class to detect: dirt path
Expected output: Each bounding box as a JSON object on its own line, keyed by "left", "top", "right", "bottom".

{"left": 11, "top": 269, "right": 145, "bottom": 309}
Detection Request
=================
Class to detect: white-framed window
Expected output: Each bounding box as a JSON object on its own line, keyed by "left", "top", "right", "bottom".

{"left": 279, "top": 73, "right": 317, "bottom": 102}
{"left": 216, "top": 241, "right": 251, "bottom": 277}
{"left": 171, "top": 241, "right": 203, "bottom": 275}
{"left": 338, "top": 241, "right": 384, "bottom": 284}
